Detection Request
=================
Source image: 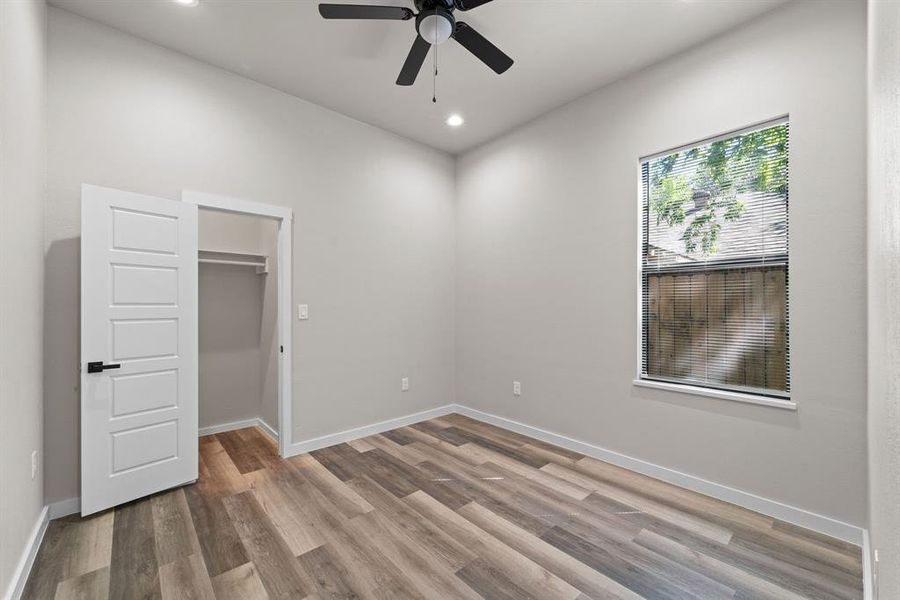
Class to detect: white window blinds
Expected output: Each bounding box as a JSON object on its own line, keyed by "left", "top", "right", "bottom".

{"left": 640, "top": 120, "right": 790, "bottom": 398}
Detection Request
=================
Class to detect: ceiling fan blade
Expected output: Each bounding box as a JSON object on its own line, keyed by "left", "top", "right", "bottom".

{"left": 396, "top": 35, "right": 431, "bottom": 86}
{"left": 452, "top": 22, "right": 513, "bottom": 74}
{"left": 318, "top": 4, "right": 414, "bottom": 20}
{"left": 454, "top": 0, "right": 494, "bottom": 10}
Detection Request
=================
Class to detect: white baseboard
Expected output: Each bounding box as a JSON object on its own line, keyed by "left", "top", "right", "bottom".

{"left": 862, "top": 529, "right": 874, "bottom": 600}
{"left": 3, "top": 506, "right": 48, "bottom": 600}
{"left": 256, "top": 418, "right": 278, "bottom": 442}
{"left": 48, "top": 497, "right": 80, "bottom": 520}
{"left": 199, "top": 418, "right": 261, "bottom": 437}
{"left": 199, "top": 417, "right": 278, "bottom": 441}
{"left": 453, "top": 404, "right": 865, "bottom": 546}
{"left": 286, "top": 404, "right": 455, "bottom": 457}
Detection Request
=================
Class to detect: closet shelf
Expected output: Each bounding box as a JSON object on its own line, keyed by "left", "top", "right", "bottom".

{"left": 198, "top": 249, "right": 268, "bottom": 274}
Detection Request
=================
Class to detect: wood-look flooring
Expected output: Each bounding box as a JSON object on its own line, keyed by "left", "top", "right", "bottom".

{"left": 23, "top": 414, "right": 864, "bottom": 599}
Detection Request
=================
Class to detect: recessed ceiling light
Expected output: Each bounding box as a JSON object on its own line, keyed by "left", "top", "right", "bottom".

{"left": 173, "top": 0, "right": 199, "bottom": 6}
{"left": 446, "top": 114, "right": 464, "bottom": 127}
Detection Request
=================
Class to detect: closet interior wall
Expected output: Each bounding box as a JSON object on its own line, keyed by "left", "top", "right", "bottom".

{"left": 198, "top": 209, "right": 278, "bottom": 434}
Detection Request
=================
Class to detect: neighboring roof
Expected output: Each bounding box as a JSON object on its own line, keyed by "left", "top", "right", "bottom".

{"left": 647, "top": 191, "right": 787, "bottom": 265}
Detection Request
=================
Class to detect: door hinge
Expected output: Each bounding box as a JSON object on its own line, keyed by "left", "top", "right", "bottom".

{"left": 280, "top": 345, "right": 284, "bottom": 353}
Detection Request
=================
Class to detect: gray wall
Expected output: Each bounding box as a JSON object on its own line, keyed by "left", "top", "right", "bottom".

{"left": 867, "top": 0, "right": 900, "bottom": 594}
{"left": 199, "top": 262, "right": 264, "bottom": 427}
{"left": 455, "top": 0, "right": 867, "bottom": 527}
{"left": 44, "top": 7, "right": 456, "bottom": 505}
{"left": 198, "top": 210, "right": 278, "bottom": 431}
{"left": 0, "top": 0, "right": 46, "bottom": 594}
{"left": 198, "top": 209, "right": 268, "bottom": 254}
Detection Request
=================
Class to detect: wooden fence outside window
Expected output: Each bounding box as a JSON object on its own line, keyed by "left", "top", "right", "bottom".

{"left": 643, "top": 263, "right": 788, "bottom": 394}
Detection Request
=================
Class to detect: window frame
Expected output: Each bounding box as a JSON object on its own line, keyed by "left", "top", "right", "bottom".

{"left": 634, "top": 117, "right": 794, "bottom": 409}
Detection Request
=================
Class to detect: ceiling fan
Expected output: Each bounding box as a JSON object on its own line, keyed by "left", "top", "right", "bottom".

{"left": 318, "top": 0, "right": 513, "bottom": 86}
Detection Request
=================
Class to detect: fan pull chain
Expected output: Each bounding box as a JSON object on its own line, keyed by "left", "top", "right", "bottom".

{"left": 432, "top": 12, "right": 438, "bottom": 103}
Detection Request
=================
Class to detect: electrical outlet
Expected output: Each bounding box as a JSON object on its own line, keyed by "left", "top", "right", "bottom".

{"left": 513, "top": 381, "right": 521, "bottom": 396}
{"left": 401, "top": 377, "right": 409, "bottom": 392}
{"left": 31, "top": 450, "right": 37, "bottom": 480}
{"left": 298, "top": 304, "right": 309, "bottom": 320}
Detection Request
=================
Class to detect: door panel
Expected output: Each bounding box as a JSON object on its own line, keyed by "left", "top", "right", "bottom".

{"left": 111, "top": 318, "right": 179, "bottom": 360}
{"left": 111, "top": 264, "right": 179, "bottom": 306}
{"left": 111, "top": 208, "right": 179, "bottom": 254}
{"left": 111, "top": 420, "right": 178, "bottom": 473}
{"left": 81, "top": 184, "right": 198, "bottom": 515}
{"left": 111, "top": 369, "right": 178, "bottom": 417}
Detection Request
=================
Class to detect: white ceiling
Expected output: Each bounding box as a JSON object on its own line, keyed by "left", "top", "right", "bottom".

{"left": 50, "top": 0, "right": 787, "bottom": 154}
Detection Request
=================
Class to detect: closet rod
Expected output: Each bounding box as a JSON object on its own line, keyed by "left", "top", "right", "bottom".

{"left": 198, "top": 249, "right": 268, "bottom": 273}
{"left": 198, "top": 258, "right": 265, "bottom": 268}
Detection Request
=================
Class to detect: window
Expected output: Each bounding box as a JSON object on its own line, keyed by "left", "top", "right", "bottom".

{"left": 640, "top": 119, "right": 789, "bottom": 399}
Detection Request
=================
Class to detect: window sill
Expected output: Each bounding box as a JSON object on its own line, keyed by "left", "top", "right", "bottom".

{"left": 632, "top": 379, "right": 797, "bottom": 411}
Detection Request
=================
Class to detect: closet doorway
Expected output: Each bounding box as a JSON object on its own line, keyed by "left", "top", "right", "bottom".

{"left": 183, "top": 191, "right": 293, "bottom": 458}
{"left": 79, "top": 185, "right": 292, "bottom": 515}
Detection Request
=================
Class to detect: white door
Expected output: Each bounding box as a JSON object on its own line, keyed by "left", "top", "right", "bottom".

{"left": 80, "top": 184, "right": 198, "bottom": 515}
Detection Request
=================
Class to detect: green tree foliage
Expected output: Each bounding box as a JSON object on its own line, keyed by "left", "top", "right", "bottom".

{"left": 649, "top": 124, "right": 788, "bottom": 255}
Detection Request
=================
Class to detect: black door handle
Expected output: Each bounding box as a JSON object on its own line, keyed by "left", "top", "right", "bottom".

{"left": 87, "top": 361, "right": 121, "bottom": 374}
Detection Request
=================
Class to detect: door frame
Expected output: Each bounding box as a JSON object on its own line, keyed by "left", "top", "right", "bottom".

{"left": 182, "top": 190, "right": 294, "bottom": 457}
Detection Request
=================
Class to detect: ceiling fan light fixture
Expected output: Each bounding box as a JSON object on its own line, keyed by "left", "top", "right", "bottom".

{"left": 317, "top": 1, "right": 513, "bottom": 86}
{"left": 446, "top": 114, "right": 464, "bottom": 127}
{"left": 418, "top": 12, "right": 454, "bottom": 45}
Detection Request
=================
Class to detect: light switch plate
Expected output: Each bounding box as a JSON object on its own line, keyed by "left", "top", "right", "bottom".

{"left": 298, "top": 304, "right": 309, "bottom": 320}
{"left": 513, "top": 381, "right": 521, "bottom": 396}
{"left": 401, "top": 377, "right": 409, "bottom": 391}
